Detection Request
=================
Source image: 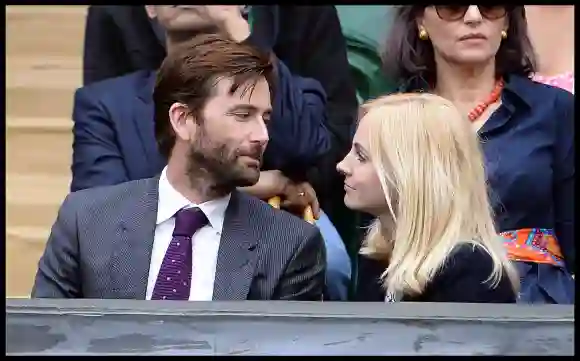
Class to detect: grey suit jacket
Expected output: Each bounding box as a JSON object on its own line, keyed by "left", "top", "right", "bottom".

{"left": 32, "top": 176, "right": 326, "bottom": 301}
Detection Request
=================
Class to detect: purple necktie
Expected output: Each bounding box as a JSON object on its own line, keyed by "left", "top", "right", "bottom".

{"left": 152, "top": 207, "right": 208, "bottom": 301}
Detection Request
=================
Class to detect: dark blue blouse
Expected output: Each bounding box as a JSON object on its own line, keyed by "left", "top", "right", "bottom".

{"left": 479, "top": 75, "right": 575, "bottom": 273}
{"left": 395, "top": 75, "right": 575, "bottom": 273}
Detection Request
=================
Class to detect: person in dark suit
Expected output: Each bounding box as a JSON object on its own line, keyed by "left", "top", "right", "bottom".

{"left": 33, "top": 34, "right": 326, "bottom": 301}
{"left": 337, "top": 94, "right": 519, "bottom": 303}
{"left": 73, "top": 5, "right": 351, "bottom": 301}
{"left": 74, "top": 6, "right": 331, "bottom": 190}
{"left": 82, "top": 5, "right": 359, "bottom": 248}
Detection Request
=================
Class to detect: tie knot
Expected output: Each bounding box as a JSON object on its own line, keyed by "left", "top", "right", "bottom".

{"left": 173, "top": 207, "right": 208, "bottom": 237}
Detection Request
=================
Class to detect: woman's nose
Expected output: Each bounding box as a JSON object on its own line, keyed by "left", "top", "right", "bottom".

{"left": 463, "top": 5, "right": 484, "bottom": 24}
{"left": 336, "top": 159, "right": 349, "bottom": 176}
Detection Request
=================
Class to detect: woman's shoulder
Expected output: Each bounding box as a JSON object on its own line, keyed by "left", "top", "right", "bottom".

{"left": 506, "top": 75, "right": 574, "bottom": 110}
{"left": 356, "top": 244, "right": 516, "bottom": 303}
{"left": 532, "top": 72, "right": 574, "bottom": 95}
{"left": 442, "top": 243, "right": 497, "bottom": 278}
{"left": 358, "top": 254, "right": 387, "bottom": 276}
{"left": 449, "top": 242, "right": 491, "bottom": 260}
{"left": 423, "top": 243, "right": 516, "bottom": 303}
{"left": 354, "top": 254, "right": 388, "bottom": 302}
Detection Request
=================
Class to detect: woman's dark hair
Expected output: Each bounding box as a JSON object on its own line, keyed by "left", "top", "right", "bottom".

{"left": 153, "top": 33, "right": 276, "bottom": 159}
{"left": 382, "top": 6, "right": 537, "bottom": 89}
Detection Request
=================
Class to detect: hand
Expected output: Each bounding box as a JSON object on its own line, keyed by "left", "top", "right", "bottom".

{"left": 260, "top": 170, "right": 291, "bottom": 197}
{"left": 196, "top": 6, "right": 244, "bottom": 28}
{"left": 197, "top": 6, "right": 250, "bottom": 42}
{"left": 281, "top": 181, "right": 321, "bottom": 220}
{"left": 239, "top": 170, "right": 290, "bottom": 200}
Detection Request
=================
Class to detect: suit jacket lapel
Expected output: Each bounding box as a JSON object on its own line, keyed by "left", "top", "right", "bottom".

{"left": 109, "top": 176, "right": 160, "bottom": 299}
{"left": 213, "top": 191, "right": 260, "bottom": 300}
{"left": 133, "top": 71, "right": 164, "bottom": 174}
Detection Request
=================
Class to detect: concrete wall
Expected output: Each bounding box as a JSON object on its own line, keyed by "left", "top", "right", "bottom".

{"left": 7, "top": 299, "right": 574, "bottom": 355}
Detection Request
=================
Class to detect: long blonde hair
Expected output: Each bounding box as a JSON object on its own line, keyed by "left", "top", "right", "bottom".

{"left": 359, "top": 93, "right": 519, "bottom": 297}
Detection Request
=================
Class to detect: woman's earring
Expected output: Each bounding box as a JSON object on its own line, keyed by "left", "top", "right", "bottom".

{"left": 501, "top": 30, "right": 508, "bottom": 39}
{"left": 419, "top": 27, "right": 429, "bottom": 41}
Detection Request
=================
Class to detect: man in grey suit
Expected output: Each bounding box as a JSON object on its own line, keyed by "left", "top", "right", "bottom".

{"left": 32, "top": 33, "right": 326, "bottom": 301}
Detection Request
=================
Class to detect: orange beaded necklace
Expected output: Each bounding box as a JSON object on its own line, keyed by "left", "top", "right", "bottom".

{"left": 467, "top": 78, "right": 505, "bottom": 121}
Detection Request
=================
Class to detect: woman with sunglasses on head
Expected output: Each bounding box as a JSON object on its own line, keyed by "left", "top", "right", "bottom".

{"left": 381, "top": 5, "right": 574, "bottom": 304}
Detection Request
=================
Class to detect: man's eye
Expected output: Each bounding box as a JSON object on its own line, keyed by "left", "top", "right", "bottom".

{"left": 234, "top": 113, "right": 251, "bottom": 120}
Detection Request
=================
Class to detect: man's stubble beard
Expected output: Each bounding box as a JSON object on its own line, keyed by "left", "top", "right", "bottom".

{"left": 185, "top": 127, "right": 261, "bottom": 199}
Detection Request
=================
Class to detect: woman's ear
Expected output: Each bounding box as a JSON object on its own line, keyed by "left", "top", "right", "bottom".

{"left": 415, "top": 14, "right": 425, "bottom": 32}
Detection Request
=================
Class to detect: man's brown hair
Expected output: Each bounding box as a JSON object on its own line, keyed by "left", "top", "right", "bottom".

{"left": 153, "top": 33, "right": 276, "bottom": 159}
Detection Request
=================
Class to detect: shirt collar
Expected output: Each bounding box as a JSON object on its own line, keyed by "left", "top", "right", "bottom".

{"left": 156, "top": 167, "right": 231, "bottom": 232}
{"left": 501, "top": 74, "right": 534, "bottom": 110}
{"left": 399, "top": 74, "right": 534, "bottom": 111}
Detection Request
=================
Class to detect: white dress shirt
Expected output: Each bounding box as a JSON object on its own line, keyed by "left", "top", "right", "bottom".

{"left": 146, "top": 167, "right": 231, "bottom": 301}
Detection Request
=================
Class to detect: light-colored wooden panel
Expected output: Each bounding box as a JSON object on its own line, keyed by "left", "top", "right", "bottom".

{"left": 6, "top": 5, "right": 87, "bottom": 58}
{"left": 6, "top": 128, "right": 73, "bottom": 175}
{"left": 6, "top": 173, "right": 70, "bottom": 206}
{"left": 6, "top": 5, "right": 88, "bottom": 15}
{"left": 6, "top": 173, "right": 68, "bottom": 236}
{"left": 6, "top": 56, "right": 82, "bottom": 89}
{"left": 7, "top": 201, "right": 63, "bottom": 232}
{"left": 6, "top": 87, "right": 75, "bottom": 119}
{"left": 6, "top": 116, "right": 73, "bottom": 131}
{"left": 6, "top": 172, "right": 70, "bottom": 297}
{"left": 5, "top": 4, "right": 87, "bottom": 298}
{"left": 6, "top": 226, "right": 51, "bottom": 297}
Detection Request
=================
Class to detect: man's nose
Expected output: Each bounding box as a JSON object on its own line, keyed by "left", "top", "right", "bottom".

{"left": 251, "top": 120, "right": 269, "bottom": 145}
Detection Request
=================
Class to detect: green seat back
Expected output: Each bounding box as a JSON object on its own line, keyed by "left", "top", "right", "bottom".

{"left": 337, "top": 6, "right": 398, "bottom": 103}
{"left": 336, "top": 6, "right": 399, "bottom": 297}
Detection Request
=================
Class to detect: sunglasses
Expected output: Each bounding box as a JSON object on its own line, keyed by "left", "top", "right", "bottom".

{"left": 434, "top": 5, "right": 508, "bottom": 21}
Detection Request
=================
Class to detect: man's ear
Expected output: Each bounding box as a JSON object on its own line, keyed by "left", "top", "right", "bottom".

{"left": 168, "top": 102, "right": 197, "bottom": 142}
{"left": 145, "top": 5, "right": 157, "bottom": 19}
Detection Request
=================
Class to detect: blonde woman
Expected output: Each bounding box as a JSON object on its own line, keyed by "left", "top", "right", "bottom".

{"left": 337, "top": 94, "right": 519, "bottom": 303}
